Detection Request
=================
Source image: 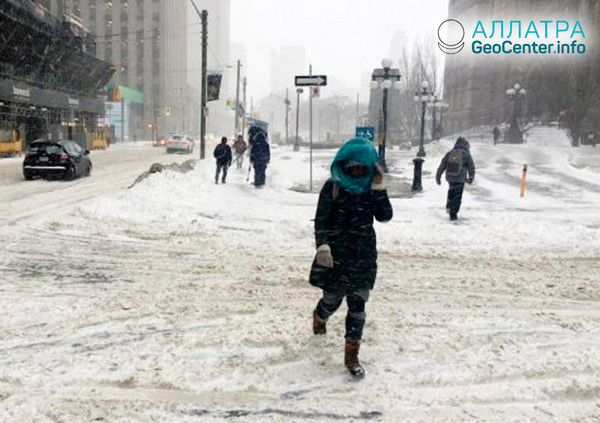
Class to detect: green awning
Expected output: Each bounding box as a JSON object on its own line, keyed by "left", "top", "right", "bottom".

{"left": 106, "top": 83, "right": 144, "bottom": 103}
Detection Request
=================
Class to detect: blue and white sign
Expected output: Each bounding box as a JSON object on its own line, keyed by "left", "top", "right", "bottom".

{"left": 356, "top": 126, "right": 375, "bottom": 142}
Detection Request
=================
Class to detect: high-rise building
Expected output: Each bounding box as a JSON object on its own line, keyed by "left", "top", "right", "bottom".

{"left": 38, "top": 0, "right": 189, "bottom": 139}
{"left": 271, "top": 47, "right": 306, "bottom": 95}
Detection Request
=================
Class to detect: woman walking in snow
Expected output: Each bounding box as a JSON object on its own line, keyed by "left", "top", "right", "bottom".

{"left": 309, "top": 137, "right": 393, "bottom": 378}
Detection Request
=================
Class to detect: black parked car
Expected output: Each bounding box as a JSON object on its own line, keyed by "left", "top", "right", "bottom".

{"left": 23, "top": 140, "right": 92, "bottom": 181}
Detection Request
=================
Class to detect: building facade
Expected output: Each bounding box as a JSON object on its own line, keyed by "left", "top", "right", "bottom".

{"left": 0, "top": 0, "right": 113, "bottom": 150}
{"left": 39, "top": 0, "right": 189, "bottom": 140}
{"left": 443, "top": 0, "right": 600, "bottom": 140}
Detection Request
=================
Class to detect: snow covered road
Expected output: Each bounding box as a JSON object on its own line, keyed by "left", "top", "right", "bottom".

{"left": 1, "top": 128, "right": 599, "bottom": 422}
{"left": 0, "top": 144, "right": 194, "bottom": 230}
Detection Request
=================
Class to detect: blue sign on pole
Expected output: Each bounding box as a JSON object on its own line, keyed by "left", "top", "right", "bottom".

{"left": 356, "top": 126, "right": 375, "bottom": 142}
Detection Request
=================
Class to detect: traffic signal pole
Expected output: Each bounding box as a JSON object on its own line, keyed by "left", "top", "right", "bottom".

{"left": 190, "top": 0, "right": 207, "bottom": 159}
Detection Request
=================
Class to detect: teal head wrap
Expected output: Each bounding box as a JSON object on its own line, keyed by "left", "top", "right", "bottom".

{"left": 330, "top": 138, "right": 379, "bottom": 195}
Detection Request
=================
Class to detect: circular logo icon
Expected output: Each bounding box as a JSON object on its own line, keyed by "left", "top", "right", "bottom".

{"left": 438, "top": 19, "right": 465, "bottom": 55}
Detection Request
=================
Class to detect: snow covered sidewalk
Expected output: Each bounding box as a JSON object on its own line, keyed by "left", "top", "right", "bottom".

{"left": 0, "top": 127, "right": 599, "bottom": 422}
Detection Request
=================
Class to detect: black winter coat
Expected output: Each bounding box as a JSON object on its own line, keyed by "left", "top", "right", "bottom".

{"left": 436, "top": 138, "right": 476, "bottom": 184}
{"left": 250, "top": 137, "right": 270, "bottom": 164}
{"left": 313, "top": 179, "right": 393, "bottom": 291}
{"left": 214, "top": 143, "right": 232, "bottom": 165}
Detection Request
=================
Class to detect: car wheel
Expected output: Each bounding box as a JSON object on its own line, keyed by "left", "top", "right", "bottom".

{"left": 24, "top": 172, "right": 33, "bottom": 181}
{"left": 86, "top": 163, "right": 92, "bottom": 177}
{"left": 65, "top": 165, "right": 76, "bottom": 181}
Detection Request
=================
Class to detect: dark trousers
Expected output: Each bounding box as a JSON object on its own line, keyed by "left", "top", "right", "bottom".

{"left": 216, "top": 162, "right": 228, "bottom": 182}
{"left": 315, "top": 288, "right": 370, "bottom": 341}
{"left": 253, "top": 161, "right": 267, "bottom": 186}
{"left": 446, "top": 182, "right": 465, "bottom": 217}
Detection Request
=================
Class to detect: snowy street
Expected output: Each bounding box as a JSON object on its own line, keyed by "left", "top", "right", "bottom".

{"left": 1, "top": 128, "right": 600, "bottom": 422}
{"left": 0, "top": 144, "right": 194, "bottom": 231}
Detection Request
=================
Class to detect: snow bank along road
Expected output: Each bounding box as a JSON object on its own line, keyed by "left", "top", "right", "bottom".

{"left": 0, "top": 143, "right": 193, "bottom": 231}
{"left": 1, "top": 128, "right": 599, "bottom": 422}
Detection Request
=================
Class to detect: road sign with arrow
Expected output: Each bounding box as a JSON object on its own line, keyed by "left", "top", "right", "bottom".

{"left": 295, "top": 75, "right": 327, "bottom": 87}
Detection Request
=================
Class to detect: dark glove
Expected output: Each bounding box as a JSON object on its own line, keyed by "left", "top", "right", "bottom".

{"left": 315, "top": 244, "right": 334, "bottom": 268}
{"left": 467, "top": 177, "right": 474, "bottom": 185}
{"left": 436, "top": 178, "right": 441, "bottom": 186}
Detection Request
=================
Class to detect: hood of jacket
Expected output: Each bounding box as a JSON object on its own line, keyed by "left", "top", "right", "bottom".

{"left": 454, "top": 137, "right": 470, "bottom": 150}
{"left": 330, "top": 138, "right": 379, "bottom": 195}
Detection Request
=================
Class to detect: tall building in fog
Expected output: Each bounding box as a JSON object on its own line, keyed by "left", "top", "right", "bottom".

{"left": 271, "top": 47, "right": 306, "bottom": 95}
{"left": 38, "top": 0, "right": 189, "bottom": 138}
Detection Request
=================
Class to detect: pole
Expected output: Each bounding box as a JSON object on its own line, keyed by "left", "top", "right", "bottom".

{"left": 356, "top": 93, "right": 360, "bottom": 127}
{"left": 381, "top": 72, "right": 389, "bottom": 171}
{"left": 189, "top": 1, "right": 209, "bottom": 158}
{"left": 153, "top": 95, "right": 157, "bottom": 144}
{"left": 439, "top": 105, "right": 444, "bottom": 138}
{"left": 242, "top": 77, "right": 247, "bottom": 139}
{"left": 309, "top": 64, "right": 313, "bottom": 192}
{"left": 319, "top": 108, "right": 322, "bottom": 142}
{"left": 520, "top": 164, "right": 528, "bottom": 198}
{"left": 336, "top": 105, "right": 341, "bottom": 143}
{"left": 294, "top": 89, "right": 301, "bottom": 151}
{"left": 285, "top": 88, "right": 289, "bottom": 145}
{"left": 200, "top": 8, "right": 208, "bottom": 159}
{"left": 234, "top": 59, "right": 241, "bottom": 137}
{"left": 121, "top": 98, "right": 125, "bottom": 143}
{"left": 417, "top": 97, "right": 427, "bottom": 157}
{"left": 432, "top": 101, "right": 437, "bottom": 141}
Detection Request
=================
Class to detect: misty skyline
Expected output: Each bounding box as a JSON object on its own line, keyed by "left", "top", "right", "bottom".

{"left": 231, "top": 0, "right": 449, "bottom": 100}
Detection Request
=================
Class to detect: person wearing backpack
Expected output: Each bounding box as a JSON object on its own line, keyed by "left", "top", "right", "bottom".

{"left": 309, "top": 138, "right": 393, "bottom": 379}
{"left": 213, "top": 136, "right": 232, "bottom": 184}
{"left": 436, "top": 137, "right": 475, "bottom": 221}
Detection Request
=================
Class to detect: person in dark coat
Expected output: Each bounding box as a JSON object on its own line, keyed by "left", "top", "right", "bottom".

{"left": 436, "top": 137, "right": 476, "bottom": 221}
{"left": 493, "top": 126, "right": 500, "bottom": 145}
{"left": 213, "top": 136, "right": 232, "bottom": 184}
{"left": 248, "top": 125, "right": 270, "bottom": 188}
{"left": 310, "top": 137, "right": 393, "bottom": 378}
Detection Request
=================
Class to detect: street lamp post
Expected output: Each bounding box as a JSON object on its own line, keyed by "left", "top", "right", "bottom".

{"left": 506, "top": 83, "right": 527, "bottom": 143}
{"left": 294, "top": 88, "right": 303, "bottom": 152}
{"left": 285, "top": 88, "right": 291, "bottom": 145}
{"left": 429, "top": 95, "right": 443, "bottom": 141}
{"left": 370, "top": 58, "right": 402, "bottom": 172}
{"left": 413, "top": 81, "right": 433, "bottom": 158}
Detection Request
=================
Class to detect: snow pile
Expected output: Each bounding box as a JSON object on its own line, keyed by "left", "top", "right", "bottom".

{"left": 80, "top": 127, "right": 600, "bottom": 259}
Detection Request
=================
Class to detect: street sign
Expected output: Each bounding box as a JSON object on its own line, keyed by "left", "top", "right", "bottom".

{"left": 295, "top": 75, "right": 327, "bottom": 87}
{"left": 356, "top": 126, "right": 375, "bottom": 142}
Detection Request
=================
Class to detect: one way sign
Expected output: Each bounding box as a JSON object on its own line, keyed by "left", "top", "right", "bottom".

{"left": 295, "top": 75, "right": 328, "bottom": 87}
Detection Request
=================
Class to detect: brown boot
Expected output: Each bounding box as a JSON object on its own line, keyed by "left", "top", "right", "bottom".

{"left": 344, "top": 340, "right": 365, "bottom": 378}
{"left": 312, "top": 310, "right": 327, "bottom": 335}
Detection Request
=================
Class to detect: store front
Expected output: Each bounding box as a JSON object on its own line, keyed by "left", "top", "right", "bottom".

{"left": 0, "top": 79, "right": 105, "bottom": 153}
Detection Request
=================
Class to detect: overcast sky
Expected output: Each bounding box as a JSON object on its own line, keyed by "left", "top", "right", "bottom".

{"left": 231, "top": 0, "right": 449, "bottom": 99}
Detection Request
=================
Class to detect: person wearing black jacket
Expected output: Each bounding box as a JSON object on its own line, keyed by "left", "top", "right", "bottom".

{"left": 310, "top": 138, "right": 393, "bottom": 378}
{"left": 213, "top": 137, "right": 232, "bottom": 184}
{"left": 436, "top": 137, "right": 476, "bottom": 221}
